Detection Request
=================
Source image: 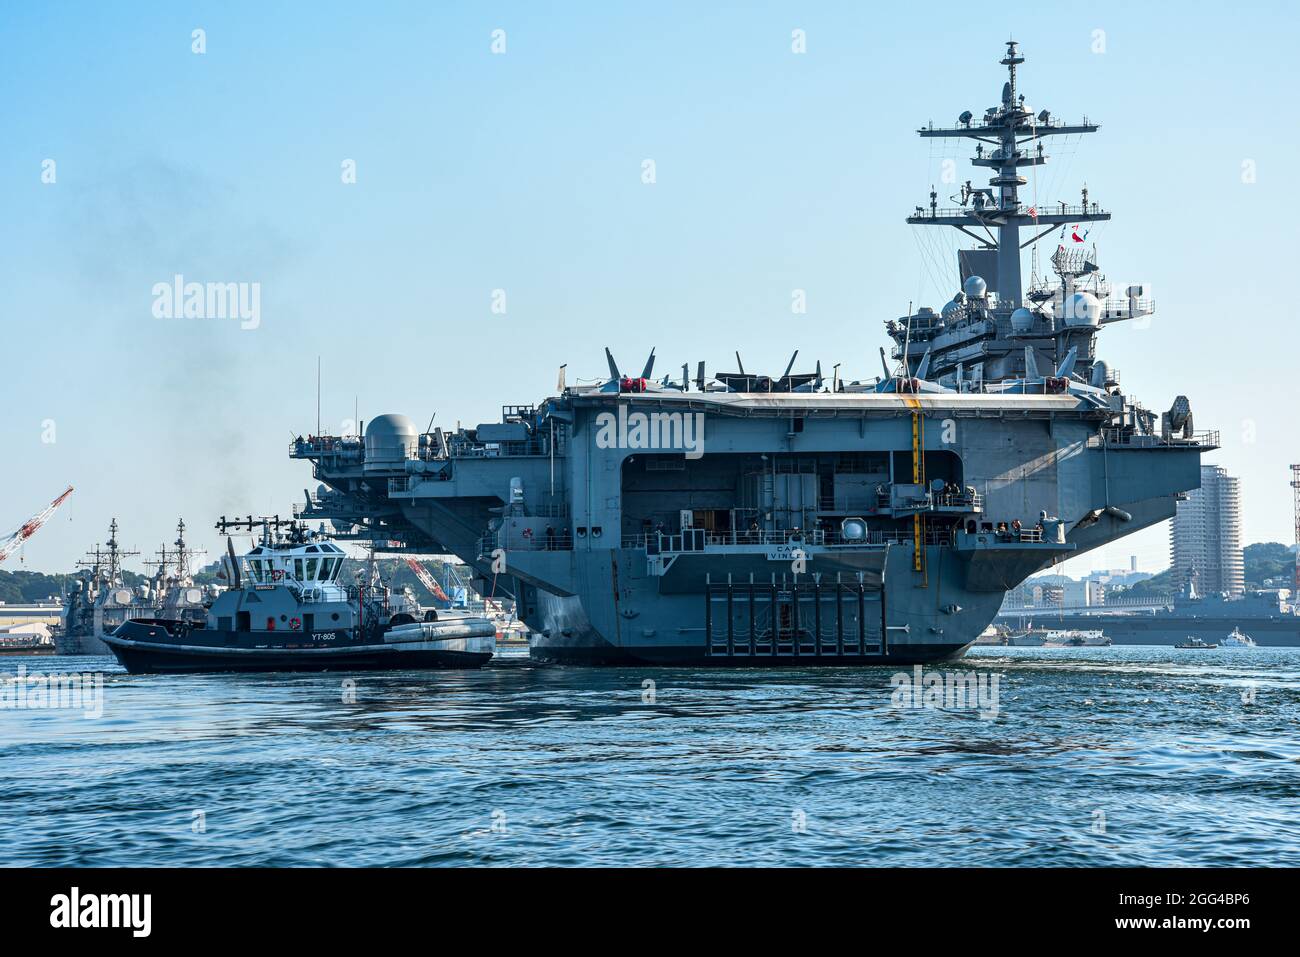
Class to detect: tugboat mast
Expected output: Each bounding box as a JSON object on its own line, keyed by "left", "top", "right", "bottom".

{"left": 908, "top": 40, "right": 1111, "bottom": 306}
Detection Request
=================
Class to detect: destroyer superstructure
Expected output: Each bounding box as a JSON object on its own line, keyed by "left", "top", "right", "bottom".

{"left": 56, "top": 519, "right": 209, "bottom": 655}
{"left": 57, "top": 519, "right": 147, "bottom": 654}
{"left": 289, "top": 43, "right": 1214, "bottom": 665}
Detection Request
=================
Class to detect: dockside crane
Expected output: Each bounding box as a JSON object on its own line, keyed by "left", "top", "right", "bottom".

{"left": 404, "top": 557, "right": 451, "bottom": 603}
{"left": 1291, "top": 465, "right": 1300, "bottom": 593}
{"left": 0, "top": 486, "right": 75, "bottom": 564}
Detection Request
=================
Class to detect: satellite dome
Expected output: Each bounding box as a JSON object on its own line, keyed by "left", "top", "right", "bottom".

{"left": 1009, "top": 307, "right": 1035, "bottom": 333}
{"left": 1063, "top": 291, "right": 1102, "bottom": 326}
{"left": 941, "top": 298, "right": 963, "bottom": 321}
{"left": 841, "top": 518, "right": 867, "bottom": 541}
{"left": 364, "top": 413, "right": 418, "bottom": 471}
{"left": 962, "top": 275, "right": 988, "bottom": 299}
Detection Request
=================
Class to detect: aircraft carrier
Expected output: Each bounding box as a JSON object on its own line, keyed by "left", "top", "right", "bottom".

{"left": 289, "top": 42, "right": 1215, "bottom": 665}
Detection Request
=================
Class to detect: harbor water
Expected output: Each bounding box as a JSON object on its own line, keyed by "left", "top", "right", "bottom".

{"left": 2, "top": 646, "right": 1298, "bottom": 867}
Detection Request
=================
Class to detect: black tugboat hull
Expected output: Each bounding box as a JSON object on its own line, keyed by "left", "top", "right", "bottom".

{"left": 104, "top": 621, "right": 494, "bottom": 675}
{"left": 106, "top": 642, "right": 490, "bottom": 674}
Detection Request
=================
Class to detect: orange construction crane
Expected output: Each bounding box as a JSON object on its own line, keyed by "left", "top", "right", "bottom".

{"left": 404, "top": 557, "right": 451, "bottom": 603}
{"left": 0, "top": 486, "right": 74, "bottom": 564}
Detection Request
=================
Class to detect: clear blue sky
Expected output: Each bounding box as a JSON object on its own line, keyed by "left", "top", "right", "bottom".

{"left": 2, "top": 0, "right": 1296, "bottom": 575}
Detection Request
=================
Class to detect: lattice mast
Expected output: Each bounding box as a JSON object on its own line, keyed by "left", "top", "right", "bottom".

{"left": 907, "top": 40, "right": 1111, "bottom": 306}
{"left": 1291, "top": 465, "right": 1300, "bottom": 545}
{"left": 1291, "top": 465, "right": 1300, "bottom": 591}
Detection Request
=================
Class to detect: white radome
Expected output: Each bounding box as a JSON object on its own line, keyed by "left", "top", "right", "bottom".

{"left": 962, "top": 275, "right": 988, "bottom": 299}
{"left": 1064, "top": 291, "right": 1102, "bottom": 326}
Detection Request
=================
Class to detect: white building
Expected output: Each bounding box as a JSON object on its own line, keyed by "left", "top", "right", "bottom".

{"left": 1170, "top": 465, "right": 1244, "bottom": 596}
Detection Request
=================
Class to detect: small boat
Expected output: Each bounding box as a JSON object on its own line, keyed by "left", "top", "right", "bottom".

{"left": 1006, "top": 630, "right": 1044, "bottom": 646}
{"left": 973, "top": 625, "right": 1007, "bottom": 646}
{"left": 1006, "top": 628, "right": 1109, "bottom": 647}
{"left": 1219, "top": 626, "right": 1257, "bottom": 649}
{"left": 1043, "top": 629, "right": 1111, "bottom": 647}
{"left": 1175, "top": 636, "right": 1217, "bottom": 649}
{"left": 104, "top": 520, "right": 496, "bottom": 674}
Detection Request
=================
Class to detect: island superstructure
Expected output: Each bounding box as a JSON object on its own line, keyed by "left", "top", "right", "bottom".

{"left": 288, "top": 43, "right": 1214, "bottom": 665}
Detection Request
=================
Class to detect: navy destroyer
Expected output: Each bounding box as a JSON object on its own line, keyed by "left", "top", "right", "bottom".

{"left": 56, "top": 519, "right": 208, "bottom": 654}
{"left": 289, "top": 43, "right": 1214, "bottom": 665}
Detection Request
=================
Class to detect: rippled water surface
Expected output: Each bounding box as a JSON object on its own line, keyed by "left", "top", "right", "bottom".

{"left": 2, "top": 645, "right": 1298, "bottom": 866}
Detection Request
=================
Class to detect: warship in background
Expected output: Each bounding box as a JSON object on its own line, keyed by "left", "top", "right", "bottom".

{"left": 1002, "top": 581, "right": 1300, "bottom": 646}
{"left": 56, "top": 519, "right": 209, "bottom": 655}
{"left": 285, "top": 42, "right": 1214, "bottom": 665}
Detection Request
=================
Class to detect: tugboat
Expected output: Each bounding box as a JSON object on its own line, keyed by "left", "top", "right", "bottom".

{"left": 1219, "top": 626, "right": 1257, "bottom": 649}
{"left": 103, "top": 517, "right": 496, "bottom": 674}
{"left": 1175, "top": 636, "right": 1217, "bottom": 650}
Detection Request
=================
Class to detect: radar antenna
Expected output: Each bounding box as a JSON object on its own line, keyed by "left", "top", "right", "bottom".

{"left": 908, "top": 41, "right": 1110, "bottom": 306}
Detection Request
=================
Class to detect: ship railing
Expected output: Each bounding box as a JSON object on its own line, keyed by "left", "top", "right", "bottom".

{"left": 1095, "top": 429, "right": 1219, "bottom": 448}
{"left": 630, "top": 529, "right": 825, "bottom": 552}
{"left": 292, "top": 585, "right": 349, "bottom": 604}
{"left": 289, "top": 436, "right": 363, "bottom": 457}
{"left": 972, "top": 525, "right": 1046, "bottom": 543}
{"left": 434, "top": 431, "right": 565, "bottom": 460}
{"left": 844, "top": 529, "right": 950, "bottom": 546}
{"left": 1101, "top": 298, "right": 1156, "bottom": 319}
{"left": 478, "top": 532, "right": 574, "bottom": 554}
{"left": 921, "top": 490, "right": 983, "bottom": 511}
{"left": 631, "top": 528, "right": 951, "bottom": 553}
{"left": 870, "top": 489, "right": 983, "bottom": 512}
{"left": 907, "top": 202, "right": 1108, "bottom": 221}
